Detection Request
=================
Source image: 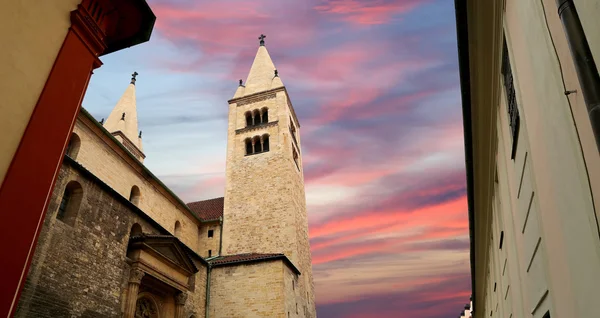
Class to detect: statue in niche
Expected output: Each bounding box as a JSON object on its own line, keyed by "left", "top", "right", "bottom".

{"left": 135, "top": 297, "right": 158, "bottom": 318}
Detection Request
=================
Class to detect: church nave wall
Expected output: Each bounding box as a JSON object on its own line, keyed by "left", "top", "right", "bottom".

{"left": 71, "top": 114, "right": 202, "bottom": 253}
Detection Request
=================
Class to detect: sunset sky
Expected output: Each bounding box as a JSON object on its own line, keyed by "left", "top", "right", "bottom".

{"left": 82, "top": 0, "right": 471, "bottom": 316}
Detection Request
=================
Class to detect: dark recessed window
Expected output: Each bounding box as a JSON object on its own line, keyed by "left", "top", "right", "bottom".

{"left": 208, "top": 230, "right": 214, "bottom": 238}
{"left": 57, "top": 181, "right": 83, "bottom": 226}
{"left": 501, "top": 36, "right": 520, "bottom": 160}
{"left": 245, "top": 134, "right": 270, "bottom": 155}
{"left": 208, "top": 250, "right": 212, "bottom": 257}
{"left": 499, "top": 231, "right": 504, "bottom": 249}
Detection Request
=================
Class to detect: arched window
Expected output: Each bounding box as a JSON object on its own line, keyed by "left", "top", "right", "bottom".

{"left": 245, "top": 138, "right": 253, "bottom": 155}
{"left": 57, "top": 181, "right": 83, "bottom": 226}
{"left": 252, "top": 110, "right": 260, "bottom": 126}
{"left": 245, "top": 112, "right": 252, "bottom": 127}
{"left": 252, "top": 136, "right": 261, "bottom": 153}
{"left": 130, "top": 223, "right": 143, "bottom": 237}
{"left": 262, "top": 134, "right": 270, "bottom": 152}
{"left": 261, "top": 108, "right": 268, "bottom": 124}
{"left": 66, "top": 133, "right": 81, "bottom": 159}
{"left": 174, "top": 221, "right": 181, "bottom": 237}
{"left": 129, "top": 185, "right": 141, "bottom": 205}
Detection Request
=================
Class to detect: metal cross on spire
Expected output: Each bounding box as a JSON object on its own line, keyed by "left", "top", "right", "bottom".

{"left": 131, "top": 71, "right": 139, "bottom": 84}
{"left": 259, "top": 34, "right": 266, "bottom": 46}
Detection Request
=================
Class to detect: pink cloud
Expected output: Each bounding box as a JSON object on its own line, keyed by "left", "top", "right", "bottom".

{"left": 314, "top": 0, "right": 425, "bottom": 25}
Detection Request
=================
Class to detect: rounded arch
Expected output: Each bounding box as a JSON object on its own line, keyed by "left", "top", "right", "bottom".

{"left": 57, "top": 180, "right": 83, "bottom": 226}
{"left": 245, "top": 137, "right": 253, "bottom": 155}
{"left": 260, "top": 107, "right": 269, "bottom": 124}
{"left": 135, "top": 292, "right": 160, "bottom": 318}
{"left": 252, "top": 109, "right": 260, "bottom": 125}
{"left": 252, "top": 135, "right": 262, "bottom": 153}
{"left": 66, "top": 133, "right": 81, "bottom": 159}
{"left": 130, "top": 223, "right": 143, "bottom": 237}
{"left": 245, "top": 111, "right": 252, "bottom": 127}
{"left": 129, "top": 185, "right": 141, "bottom": 205}
{"left": 262, "top": 134, "right": 270, "bottom": 152}
{"left": 174, "top": 221, "right": 181, "bottom": 237}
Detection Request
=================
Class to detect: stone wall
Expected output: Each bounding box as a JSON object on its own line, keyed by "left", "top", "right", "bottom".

{"left": 72, "top": 114, "right": 201, "bottom": 251}
{"left": 15, "top": 159, "right": 206, "bottom": 317}
{"left": 209, "top": 261, "right": 285, "bottom": 318}
{"left": 222, "top": 89, "right": 316, "bottom": 317}
{"left": 198, "top": 222, "right": 221, "bottom": 257}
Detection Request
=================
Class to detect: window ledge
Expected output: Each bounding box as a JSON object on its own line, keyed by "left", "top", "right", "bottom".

{"left": 236, "top": 121, "right": 278, "bottom": 135}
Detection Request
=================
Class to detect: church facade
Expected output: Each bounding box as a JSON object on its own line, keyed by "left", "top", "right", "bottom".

{"left": 15, "top": 39, "right": 316, "bottom": 318}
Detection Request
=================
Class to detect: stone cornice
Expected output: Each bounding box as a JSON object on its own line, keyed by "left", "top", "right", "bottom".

{"left": 455, "top": 0, "right": 505, "bottom": 312}
{"left": 228, "top": 86, "right": 301, "bottom": 129}
{"left": 235, "top": 121, "right": 278, "bottom": 135}
{"left": 111, "top": 130, "right": 146, "bottom": 160}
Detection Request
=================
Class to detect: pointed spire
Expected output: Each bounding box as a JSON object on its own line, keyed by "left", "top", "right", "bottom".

{"left": 236, "top": 36, "right": 284, "bottom": 97}
{"left": 103, "top": 72, "right": 145, "bottom": 160}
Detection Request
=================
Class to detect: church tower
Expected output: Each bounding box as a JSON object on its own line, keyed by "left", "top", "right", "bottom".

{"left": 222, "top": 35, "right": 316, "bottom": 316}
{"left": 103, "top": 72, "right": 145, "bottom": 162}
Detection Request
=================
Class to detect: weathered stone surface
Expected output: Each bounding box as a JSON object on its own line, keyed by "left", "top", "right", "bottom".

{"left": 210, "top": 261, "right": 286, "bottom": 318}
{"left": 222, "top": 87, "right": 316, "bottom": 317}
{"left": 15, "top": 161, "right": 206, "bottom": 317}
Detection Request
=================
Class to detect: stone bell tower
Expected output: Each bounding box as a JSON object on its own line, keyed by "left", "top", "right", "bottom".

{"left": 221, "top": 34, "right": 316, "bottom": 316}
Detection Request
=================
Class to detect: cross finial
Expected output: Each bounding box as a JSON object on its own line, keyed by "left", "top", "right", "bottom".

{"left": 131, "top": 71, "right": 138, "bottom": 84}
{"left": 259, "top": 34, "right": 266, "bottom": 46}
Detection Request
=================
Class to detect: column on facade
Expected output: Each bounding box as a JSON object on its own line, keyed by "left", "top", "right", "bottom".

{"left": 175, "top": 292, "right": 188, "bottom": 318}
{"left": 124, "top": 268, "right": 145, "bottom": 318}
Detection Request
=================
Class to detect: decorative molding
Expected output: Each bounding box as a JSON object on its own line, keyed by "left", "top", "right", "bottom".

{"left": 70, "top": 2, "right": 108, "bottom": 67}
{"left": 111, "top": 131, "right": 146, "bottom": 160}
{"left": 236, "top": 92, "right": 277, "bottom": 107}
{"left": 228, "top": 86, "right": 285, "bottom": 105}
{"left": 236, "top": 121, "right": 278, "bottom": 135}
{"left": 175, "top": 292, "right": 188, "bottom": 305}
{"left": 129, "top": 268, "right": 145, "bottom": 284}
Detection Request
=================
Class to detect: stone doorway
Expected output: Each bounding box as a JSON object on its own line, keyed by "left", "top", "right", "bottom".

{"left": 135, "top": 296, "right": 159, "bottom": 318}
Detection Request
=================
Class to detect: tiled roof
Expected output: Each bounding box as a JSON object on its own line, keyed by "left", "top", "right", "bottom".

{"left": 209, "top": 253, "right": 283, "bottom": 265}
{"left": 186, "top": 197, "right": 224, "bottom": 221}
{"left": 208, "top": 253, "right": 301, "bottom": 275}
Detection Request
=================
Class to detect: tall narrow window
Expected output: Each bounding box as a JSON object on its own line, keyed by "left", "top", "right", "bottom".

{"left": 261, "top": 108, "right": 269, "bottom": 124}
{"left": 501, "top": 36, "right": 520, "bottom": 159}
{"left": 56, "top": 181, "right": 83, "bottom": 226}
{"left": 253, "top": 136, "right": 262, "bottom": 153}
{"left": 290, "top": 119, "right": 297, "bottom": 146}
{"left": 208, "top": 250, "right": 212, "bottom": 257}
{"left": 245, "top": 138, "right": 253, "bottom": 155}
{"left": 245, "top": 112, "right": 252, "bottom": 127}
{"left": 66, "top": 133, "right": 81, "bottom": 159}
{"left": 208, "top": 229, "right": 214, "bottom": 238}
{"left": 293, "top": 148, "right": 299, "bottom": 170}
{"left": 129, "top": 185, "right": 141, "bottom": 205}
{"left": 174, "top": 221, "right": 181, "bottom": 237}
{"left": 262, "top": 134, "right": 270, "bottom": 152}
{"left": 252, "top": 110, "right": 260, "bottom": 126}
